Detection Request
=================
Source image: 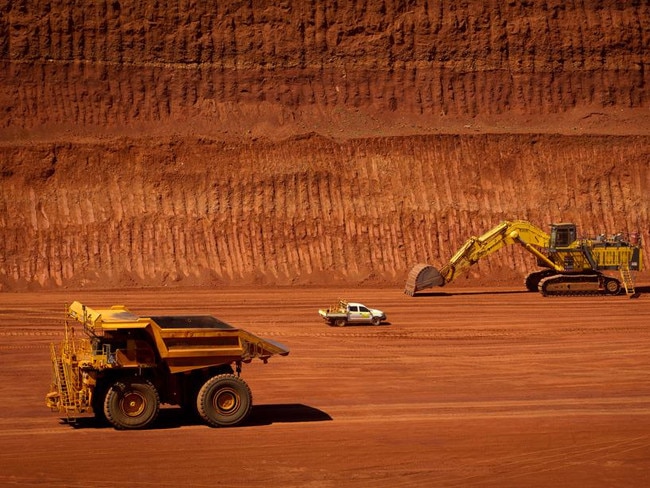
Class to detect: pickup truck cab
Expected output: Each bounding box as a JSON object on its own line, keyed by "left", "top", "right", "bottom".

{"left": 318, "top": 300, "right": 387, "bottom": 327}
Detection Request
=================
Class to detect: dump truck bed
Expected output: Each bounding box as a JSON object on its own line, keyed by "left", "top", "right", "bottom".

{"left": 67, "top": 301, "right": 289, "bottom": 373}
{"left": 149, "top": 315, "right": 236, "bottom": 329}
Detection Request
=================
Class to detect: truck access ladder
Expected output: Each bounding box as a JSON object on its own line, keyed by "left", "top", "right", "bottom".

{"left": 619, "top": 263, "right": 636, "bottom": 298}
{"left": 48, "top": 345, "right": 76, "bottom": 419}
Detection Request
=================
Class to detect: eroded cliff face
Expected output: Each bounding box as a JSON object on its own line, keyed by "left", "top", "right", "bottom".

{"left": 1, "top": 134, "right": 648, "bottom": 290}
{"left": 0, "top": 1, "right": 648, "bottom": 290}
{"left": 2, "top": 1, "right": 648, "bottom": 138}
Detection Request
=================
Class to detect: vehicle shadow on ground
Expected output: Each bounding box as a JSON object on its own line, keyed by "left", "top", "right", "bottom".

{"left": 413, "top": 289, "right": 530, "bottom": 297}
{"left": 328, "top": 322, "right": 392, "bottom": 327}
{"left": 246, "top": 404, "right": 332, "bottom": 426}
{"left": 64, "top": 403, "right": 331, "bottom": 430}
{"left": 415, "top": 287, "right": 645, "bottom": 298}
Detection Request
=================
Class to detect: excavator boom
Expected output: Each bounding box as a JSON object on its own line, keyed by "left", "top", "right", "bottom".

{"left": 404, "top": 220, "right": 557, "bottom": 295}
{"left": 438, "top": 220, "right": 558, "bottom": 284}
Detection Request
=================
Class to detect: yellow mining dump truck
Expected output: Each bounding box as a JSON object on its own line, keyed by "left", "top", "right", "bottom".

{"left": 46, "top": 301, "right": 289, "bottom": 429}
{"left": 405, "top": 220, "right": 643, "bottom": 297}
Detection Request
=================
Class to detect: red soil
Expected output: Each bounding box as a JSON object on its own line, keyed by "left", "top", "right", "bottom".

{"left": 1, "top": 287, "right": 650, "bottom": 487}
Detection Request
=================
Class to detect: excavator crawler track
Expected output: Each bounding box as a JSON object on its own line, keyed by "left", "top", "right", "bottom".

{"left": 538, "top": 273, "right": 622, "bottom": 297}
{"left": 524, "top": 269, "right": 558, "bottom": 292}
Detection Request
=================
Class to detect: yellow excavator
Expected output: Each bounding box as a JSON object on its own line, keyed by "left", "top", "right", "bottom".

{"left": 404, "top": 220, "right": 643, "bottom": 297}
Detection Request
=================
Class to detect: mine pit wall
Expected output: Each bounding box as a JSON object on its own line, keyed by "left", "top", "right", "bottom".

{"left": 1, "top": 1, "right": 648, "bottom": 137}
{"left": 0, "top": 134, "right": 648, "bottom": 291}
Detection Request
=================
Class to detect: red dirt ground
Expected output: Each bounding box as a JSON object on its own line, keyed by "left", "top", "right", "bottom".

{"left": 1, "top": 2, "right": 649, "bottom": 291}
{"left": 1, "top": 286, "right": 649, "bottom": 487}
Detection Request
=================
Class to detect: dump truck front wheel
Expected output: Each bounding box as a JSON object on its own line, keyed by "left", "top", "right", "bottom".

{"left": 197, "top": 374, "right": 252, "bottom": 427}
{"left": 104, "top": 379, "right": 160, "bottom": 430}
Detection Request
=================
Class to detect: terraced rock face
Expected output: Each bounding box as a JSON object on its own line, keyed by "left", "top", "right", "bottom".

{"left": 0, "top": 1, "right": 648, "bottom": 290}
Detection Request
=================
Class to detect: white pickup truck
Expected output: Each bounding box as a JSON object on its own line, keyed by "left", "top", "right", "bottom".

{"left": 318, "top": 300, "right": 386, "bottom": 327}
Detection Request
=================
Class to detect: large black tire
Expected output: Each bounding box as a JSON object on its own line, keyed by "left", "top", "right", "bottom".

{"left": 335, "top": 318, "right": 347, "bottom": 327}
{"left": 196, "top": 374, "right": 252, "bottom": 427}
{"left": 371, "top": 316, "right": 381, "bottom": 326}
{"left": 103, "top": 379, "right": 160, "bottom": 430}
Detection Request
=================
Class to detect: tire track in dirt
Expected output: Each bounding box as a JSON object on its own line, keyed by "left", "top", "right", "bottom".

{"left": 324, "top": 398, "right": 650, "bottom": 422}
{"left": 434, "top": 435, "right": 650, "bottom": 488}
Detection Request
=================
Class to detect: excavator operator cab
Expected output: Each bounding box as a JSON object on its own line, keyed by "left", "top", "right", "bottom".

{"left": 549, "top": 223, "right": 577, "bottom": 249}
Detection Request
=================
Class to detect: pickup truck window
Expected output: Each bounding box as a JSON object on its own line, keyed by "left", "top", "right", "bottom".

{"left": 349, "top": 306, "right": 359, "bottom": 312}
{"left": 359, "top": 306, "right": 370, "bottom": 313}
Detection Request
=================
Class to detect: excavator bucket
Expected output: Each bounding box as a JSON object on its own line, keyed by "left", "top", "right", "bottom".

{"left": 404, "top": 264, "right": 444, "bottom": 296}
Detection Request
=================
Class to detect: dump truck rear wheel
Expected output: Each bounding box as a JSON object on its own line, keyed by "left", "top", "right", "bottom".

{"left": 103, "top": 379, "right": 160, "bottom": 430}
{"left": 197, "top": 374, "right": 252, "bottom": 427}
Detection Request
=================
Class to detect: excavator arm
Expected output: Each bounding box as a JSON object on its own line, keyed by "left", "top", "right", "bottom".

{"left": 404, "top": 220, "right": 563, "bottom": 295}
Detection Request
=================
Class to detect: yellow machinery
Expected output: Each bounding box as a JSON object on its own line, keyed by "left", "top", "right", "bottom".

{"left": 47, "top": 301, "right": 289, "bottom": 429}
{"left": 404, "top": 220, "right": 643, "bottom": 297}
